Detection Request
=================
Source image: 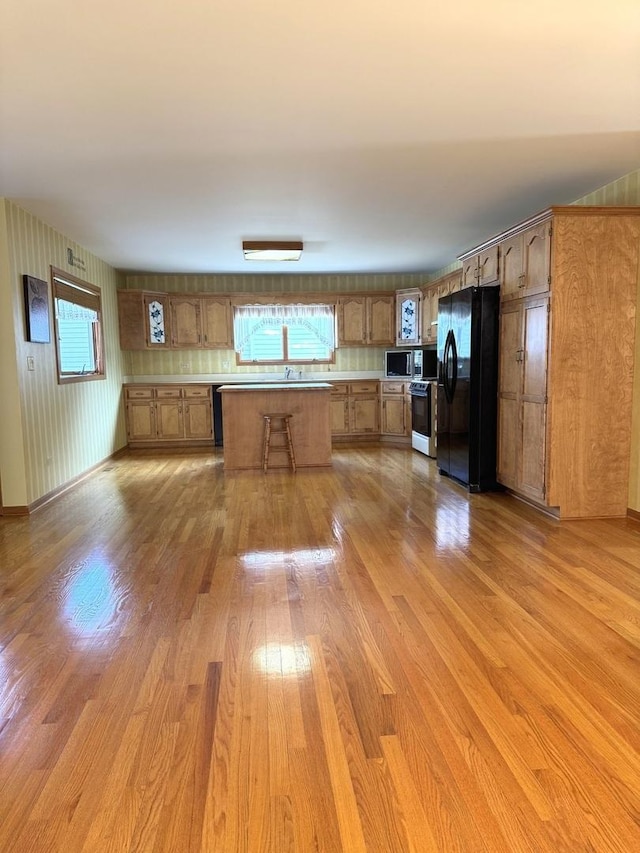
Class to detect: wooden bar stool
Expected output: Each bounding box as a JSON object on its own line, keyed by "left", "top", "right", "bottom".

{"left": 262, "top": 413, "right": 296, "bottom": 473}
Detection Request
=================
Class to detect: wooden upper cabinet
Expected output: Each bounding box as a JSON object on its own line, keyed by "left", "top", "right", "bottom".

{"left": 421, "top": 286, "right": 437, "bottom": 345}
{"left": 478, "top": 245, "right": 499, "bottom": 285}
{"left": 499, "top": 235, "right": 524, "bottom": 301}
{"left": 337, "top": 295, "right": 394, "bottom": 346}
{"left": 170, "top": 296, "right": 232, "bottom": 348}
{"left": 461, "top": 258, "right": 478, "bottom": 288}
{"left": 117, "top": 290, "right": 170, "bottom": 350}
{"left": 202, "top": 297, "right": 233, "bottom": 348}
{"left": 170, "top": 298, "right": 201, "bottom": 348}
{"left": 338, "top": 296, "right": 367, "bottom": 344}
{"left": 460, "top": 246, "right": 499, "bottom": 288}
{"left": 368, "top": 295, "right": 395, "bottom": 345}
{"left": 421, "top": 271, "right": 462, "bottom": 346}
{"left": 396, "top": 289, "right": 421, "bottom": 345}
{"left": 522, "top": 222, "right": 552, "bottom": 298}
{"left": 499, "top": 221, "right": 552, "bottom": 302}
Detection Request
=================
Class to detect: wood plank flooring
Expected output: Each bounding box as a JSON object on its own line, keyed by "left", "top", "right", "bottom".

{"left": 1, "top": 446, "right": 640, "bottom": 851}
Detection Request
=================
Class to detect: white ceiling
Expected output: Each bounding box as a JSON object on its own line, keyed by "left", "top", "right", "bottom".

{"left": 1, "top": 0, "right": 639, "bottom": 275}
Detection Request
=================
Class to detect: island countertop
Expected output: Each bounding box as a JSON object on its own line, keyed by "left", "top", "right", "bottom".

{"left": 217, "top": 383, "right": 332, "bottom": 471}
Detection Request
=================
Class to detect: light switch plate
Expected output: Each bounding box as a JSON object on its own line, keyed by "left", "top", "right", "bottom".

{"left": 27, "top": 356, "right": 35, "bottom": 371}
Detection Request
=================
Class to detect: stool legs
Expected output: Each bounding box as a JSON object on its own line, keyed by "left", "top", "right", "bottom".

{"left": 262, "top": 414, "right": 296, "bottom": 473}
{"left": 262, "top": 416, "right": 272, "bottom": 473}
{"left": 284, "top": 417, "right": 296, "bottom": 473}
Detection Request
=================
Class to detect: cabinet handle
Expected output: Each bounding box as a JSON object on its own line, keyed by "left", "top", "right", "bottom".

{"left": 518, "top": 273, "right": 526, "bottom": 289}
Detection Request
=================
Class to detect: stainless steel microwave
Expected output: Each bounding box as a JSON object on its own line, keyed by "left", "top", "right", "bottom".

{"left": 384, "top": 349, "right": 437, "bottom": 379}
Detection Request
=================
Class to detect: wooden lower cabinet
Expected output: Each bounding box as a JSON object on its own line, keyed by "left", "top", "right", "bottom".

{"left": 380, "top": 381, "right": 409, "bottom": 437}
{"left": 125, "top": 385, "right": 213, "bottom": 446}
{"left": 126, "top": 399, "right": 157, "bottom": 441}
{"left": 497, "top": 296, "right": 548, "bottom": 503}
{"left": 330, "top": 381, "right": 380, "bottom": 437}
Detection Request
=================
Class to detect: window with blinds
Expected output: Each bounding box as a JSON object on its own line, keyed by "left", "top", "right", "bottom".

{"left": 51, "top": 267, "right": 105, "bottom": 383}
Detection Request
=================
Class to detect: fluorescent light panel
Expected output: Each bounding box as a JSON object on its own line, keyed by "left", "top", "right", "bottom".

{"left": 243, "top": 240, "right": 303, "bottom": 261}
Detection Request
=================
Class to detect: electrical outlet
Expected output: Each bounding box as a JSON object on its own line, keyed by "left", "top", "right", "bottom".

{"left": 180, "top": 362, "right": 190, "bottom": 370}
{"left": 27, "top": 356, "right": 35, "bottom": 371}
{"left": 222, "top": 360, "right": 230, "bottom": 369}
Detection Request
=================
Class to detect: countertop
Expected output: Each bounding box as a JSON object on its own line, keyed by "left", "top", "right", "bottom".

{"left": 123, "top": 371, "right": 383, "bottom": 384}
{"left": 217, "top": 382, "right": 333, "bottom": 392}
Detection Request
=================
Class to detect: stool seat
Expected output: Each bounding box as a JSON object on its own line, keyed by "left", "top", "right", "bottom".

{"left": 262, "top": 413, "right": 296, "bottom": 473}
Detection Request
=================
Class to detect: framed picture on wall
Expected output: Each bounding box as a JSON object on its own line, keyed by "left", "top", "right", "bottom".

{"left": 23, "top": 275, "right": 51, "bottom": 343}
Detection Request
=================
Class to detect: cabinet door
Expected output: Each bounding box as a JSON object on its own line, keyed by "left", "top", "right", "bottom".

{"left": 381, "top": 397, "right": 406, "bottom": 435}
{"left": 171, "top": 298, "right": 202, "bottom": 348}
{"left": 118, "top": 291, "right": 170, "bottom": 350}
{"left": 368, "top": 296, "right": 394, "bottom": 345}
{"left": 448, "top": 272, "right": 463, "bottom": 294}
{"left": 126, "top": 401, "right": 156, "bottom": 441}
{"left": 519, "top": 297, "right": 549, "bottom": 502}
{"left": 461, "top": 258, "right": 478, "bottom": 288}
{"left": 421, "top": 287, "right": 438, "bottom": 345}
{"left": 499, "top": 235, "right": 524, "bottom": 302}
{"left": 351, "top": 396, "right": 379, "bottom": 433}
{"left": 522, "top": 222, "right": 552, "bottom": 298}
{"left": 183, "top": 400, "right": 213, "bottom": 439}
{"left": 156, "top": 400, "right": 184, "bottom": 440}
{"left": 396, "top": 290, "right": 421, "bottom": 345}
{"left": 202, "top": 297, "right": 232, "bottom": 348}
{"left": 144, "top": 294, "right": 170, "bottom": 347}
{"left": 496, "top": 297, "right": 549, "bottom": 501}
{"left": 338, "top": 297, "right": 367, "bottom": 345}
{"left": 118, "top": 291, "right": 147, "bottom": 350}
{"left": 478, "top": 245, "right": 499, "bottom": 285}
{"left": 496, "top": 303, "right": 522, "bottom": 488}
{"left": 330, "top": 397, "right": 350, "bottom": 434}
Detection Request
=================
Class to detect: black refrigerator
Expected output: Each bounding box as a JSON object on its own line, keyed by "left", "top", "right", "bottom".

{"left": 436, "top": 286, "right": 500, "bottom": 492}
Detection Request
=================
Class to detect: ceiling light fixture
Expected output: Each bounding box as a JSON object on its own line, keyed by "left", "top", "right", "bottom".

{"left": 242, "top": 240, "right": 303, "bottom": 261}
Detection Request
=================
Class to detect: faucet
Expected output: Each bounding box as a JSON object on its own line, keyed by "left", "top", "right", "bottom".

{"left": 284, "top": 366, "right": 294, "bottom": 379}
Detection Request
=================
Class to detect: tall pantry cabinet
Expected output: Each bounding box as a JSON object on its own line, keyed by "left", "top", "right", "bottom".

{"left": 464, "top": 206, "right": 640, "bottom": 519}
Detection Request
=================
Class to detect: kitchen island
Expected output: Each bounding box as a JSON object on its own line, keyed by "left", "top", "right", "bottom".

{"left": 217, "top": 382, "right": 333, "bottom": 471}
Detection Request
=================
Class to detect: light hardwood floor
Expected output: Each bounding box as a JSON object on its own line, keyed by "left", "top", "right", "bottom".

{"left": 1, "top": 446, "right": 640, "bottom": 852}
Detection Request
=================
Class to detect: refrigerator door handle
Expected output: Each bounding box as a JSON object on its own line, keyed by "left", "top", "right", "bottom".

{"left": 450, "top": 332, "right": 458, "bottom": 398}
{"left": 443, "top": 330, "right": 454, "bottom": 403}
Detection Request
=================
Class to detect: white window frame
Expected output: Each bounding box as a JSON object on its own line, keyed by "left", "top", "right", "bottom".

{"left": 233, "top": 304, "right": 336, "bottom": 365}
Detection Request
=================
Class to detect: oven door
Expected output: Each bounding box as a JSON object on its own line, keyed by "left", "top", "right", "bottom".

{"left": 410, "top": 386, "right": 436, "bottom": 457}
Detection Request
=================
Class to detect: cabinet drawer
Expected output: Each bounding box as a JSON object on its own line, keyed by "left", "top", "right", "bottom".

{"left": 183, "top": 385, "right": 211, "bottom": 399}
{"left": 380, "top": 381, "right": 405, "bottom": 395}
{"left": 350, "top": 381, "right": 379, "bottom": 394}
{"left": 125, "top": 386, "right": 154, "bottom": 400}
{"left": 330, "top": 383, "right": 349, "bottom": 396}
{"left": 156, "top": 387, "right": 182, "bottom": 399}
